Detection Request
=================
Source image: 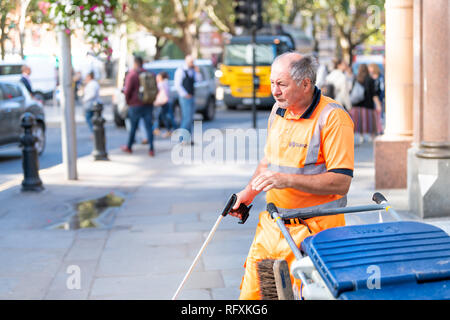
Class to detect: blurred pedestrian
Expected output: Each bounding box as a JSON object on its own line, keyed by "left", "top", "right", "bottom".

{"left": 349, "top": 64, "right": 383, "bottom": 145}
{"left": 313, "top": 53, "right": 328, "bottom": 90}
{"left": 82, "top": 71, "right": 100, "bottom": 134}
{"left": 20, "top": 65, "right": 33, "bottom": 96}
{"left": 154, "top": 71, "right": 176, "bottom": 138}
{"left": 152, "top": 72, "right": 166, "bottom": 137}
{"left": 174, "top": 54, "right": 202, "bottom": 144}
{"left": 325, "top": 58, "right": 352, "bottom": 110}
{"left": 121, "top": 56, "right": 155, "bottom": 157}
{"left": 73, "top": 71, "right": 82, "bottom": 103}
{"left": 368, "top": 63, "right": 385, "bottom": 134}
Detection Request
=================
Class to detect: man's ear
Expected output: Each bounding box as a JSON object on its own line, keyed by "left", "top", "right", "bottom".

{"left": 302, "top": 78, "right": 313, "bottom": 91}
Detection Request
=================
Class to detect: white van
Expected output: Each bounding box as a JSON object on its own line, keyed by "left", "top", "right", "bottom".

{"left": 0, "top": 55, "right": 57, "bottom": 101}
{"left": 25, "top": 55, "right": 58, "bottom": 100}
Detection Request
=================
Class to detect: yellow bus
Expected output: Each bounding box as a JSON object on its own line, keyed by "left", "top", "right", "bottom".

{"left": 218, "top": 34, "right": 295, "bottom": 109}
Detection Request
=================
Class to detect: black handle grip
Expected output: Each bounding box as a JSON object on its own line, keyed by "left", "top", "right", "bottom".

{"left": 221, "top": 194, "right": 237, "bottom": 217}
{"left": 267, "top": 202, "right": 278, "bottom": 218}
{"left": 236, "top": 204, "right": 252, "bottom": 224}
{"left": 222, "top": 194, "right": 252, "bottom": 224}
{"left": 372, "top": 192, "right": 388, "bottom": 204}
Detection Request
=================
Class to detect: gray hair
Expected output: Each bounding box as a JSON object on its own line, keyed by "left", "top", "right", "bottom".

{"left": 290, "top": 55, "right": 319, "bottom": 86}
{"left": 272, "top": 52, "right": 319, "bottom": 86}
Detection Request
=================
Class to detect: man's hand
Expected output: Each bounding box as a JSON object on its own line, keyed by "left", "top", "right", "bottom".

{"left": 251, "top": 170, "right": 288, "bottom": 192}
{"left": 229, "top": 188, "right": 256, "bottom": 220}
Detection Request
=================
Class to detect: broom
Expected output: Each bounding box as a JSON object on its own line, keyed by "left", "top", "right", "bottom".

{"left": 258, "top": 259, "right": 294, "bottom": 300}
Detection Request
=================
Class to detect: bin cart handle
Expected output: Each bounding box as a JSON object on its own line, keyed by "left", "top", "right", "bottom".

{"left": 372, "top": 192, "right": 388, "bottom": 204}
{"left": 277, "top": 203, "right": 386, "bottom": 220}
{"left": 271, "top": 192, "right": 401, "bottom": 222}
{"left": 267, "top": 203, "right": 309, "bottom": 286}
{"left": 372, "top": 192, "right": 402, "bottom": 221}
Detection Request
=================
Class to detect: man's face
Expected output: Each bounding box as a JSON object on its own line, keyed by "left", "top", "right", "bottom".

{"left": 270, "top": 60, "right": 304, "bottom": 109}
{"left": 185, "top": 55, "right": 194, "bottom": 68}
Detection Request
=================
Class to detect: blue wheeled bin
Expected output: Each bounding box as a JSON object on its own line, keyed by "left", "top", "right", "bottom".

{"left": 300, "top": 221, "right": 450, "bottom": 299}
{"left": 267, "top": 193, "right": 450, "bottom": 300}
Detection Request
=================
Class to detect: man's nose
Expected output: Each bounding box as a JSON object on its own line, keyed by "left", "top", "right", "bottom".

{"left": 272, "top": 85, "right": 281, "bottom": 97}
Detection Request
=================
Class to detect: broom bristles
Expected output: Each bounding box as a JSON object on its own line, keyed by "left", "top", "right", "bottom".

{"left": 257, "top": 259, "right": 279, "bottom": 300}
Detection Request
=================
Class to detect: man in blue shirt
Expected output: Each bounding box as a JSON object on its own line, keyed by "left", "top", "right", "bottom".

{"left": 20, "top": 65, "right": 33, "bottom": 96}
{"left": 174, "top": 55, "right": 202, "bottom": 144}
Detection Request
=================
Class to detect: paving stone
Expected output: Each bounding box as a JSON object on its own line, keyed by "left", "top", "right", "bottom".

{"left": 211, "top": 287, "right": 241, "bottom": 300}
{"left": 0, "top": 230, "right": 74, "bottom": 249}
{"left": 90, "top": 272, "right": 185, "bottom": 299}
{"left": 105, "top": 230, "right": 203, "bottom": 248}
{"left": 0, "top": 275, "right": 54, "bottom": 299}
{"left": 75, "top": 229, "right": 109, "bottom": 240}
{"left": 97, "top": 249, "right": 201, "bottom": 277}
{"left": 0, "top": 248, "right": 66, "bottom": 276}
{"left": 220, "top": 268, "right": 245, "bottom": 288}
{"left": 65, "top": 239, "right": 106, "bottom": 261}
{"left": 202, "top": 254, "right": 247, "bottom": 271}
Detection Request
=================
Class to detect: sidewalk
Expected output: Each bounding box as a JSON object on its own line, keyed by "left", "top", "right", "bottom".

{"left": 0, "top": 134, "right": 449, "bottom": 299}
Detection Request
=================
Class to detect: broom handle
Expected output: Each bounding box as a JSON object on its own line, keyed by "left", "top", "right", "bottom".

{"left": 172, "top": 214, "right": 224, "bottom": 300}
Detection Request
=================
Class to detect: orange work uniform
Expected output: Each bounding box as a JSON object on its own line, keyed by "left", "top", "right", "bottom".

{"left": 239, "top": 87, "right": 354, "bottom": 300}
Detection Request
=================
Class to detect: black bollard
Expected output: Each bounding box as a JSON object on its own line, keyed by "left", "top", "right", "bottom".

{"left": 20, "top": 112, "right": 44, "bottom": 192}
{"left": 92, "top": 101, "right": 108, "bottom": 161}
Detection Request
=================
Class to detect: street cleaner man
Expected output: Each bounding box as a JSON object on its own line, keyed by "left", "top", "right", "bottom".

{"left": 230, "top": 52, "right": 355, "bottom": 299}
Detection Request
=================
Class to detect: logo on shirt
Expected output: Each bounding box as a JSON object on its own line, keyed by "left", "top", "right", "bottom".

{"left": 288, "top": 142, "right": 308, "bottom": 149}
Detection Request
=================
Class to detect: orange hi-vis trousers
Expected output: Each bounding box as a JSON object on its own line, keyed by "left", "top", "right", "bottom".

{"left": 239, "top": 210, "right": 345, "bottom": 300}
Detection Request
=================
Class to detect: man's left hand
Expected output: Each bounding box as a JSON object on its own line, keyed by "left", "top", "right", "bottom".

{"left": 251, "top": 170, "right": 288, "bottom": 192}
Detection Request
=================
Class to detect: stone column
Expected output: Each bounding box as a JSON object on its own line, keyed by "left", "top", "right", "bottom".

{"left": 407, "top": 0, "right": 450, "bottom": 218}
{"left": 374, "top": 0, "right": 413, "bottom": 189}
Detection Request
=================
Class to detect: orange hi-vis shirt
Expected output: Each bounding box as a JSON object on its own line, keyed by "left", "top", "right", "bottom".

{"left": 265, "top": 87, "right": 355, "bottom": 212}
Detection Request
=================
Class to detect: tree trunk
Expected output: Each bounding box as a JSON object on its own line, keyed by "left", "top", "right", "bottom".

{"left": 154, "top": 36, "right": 167, "bottom": 60}
{"left": 311, "top": 14, "right": 320, "bottom": 54}
{"left": 0, "top": 14, "right": 6, "bottom": 60}
{"left": 179, "top": 25, "right": 195, "bottom": 56}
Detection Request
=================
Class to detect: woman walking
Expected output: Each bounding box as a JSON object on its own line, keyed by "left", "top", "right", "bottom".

{"left": 349, "top": 64, "right": 383, "bottom": 145}
{"left": 154, "top": 71, "right": 177, "bottom": 137}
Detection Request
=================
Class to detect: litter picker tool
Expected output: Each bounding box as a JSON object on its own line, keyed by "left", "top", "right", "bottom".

{"left": 172, "top": 194, "right": 252, "bottom": 300}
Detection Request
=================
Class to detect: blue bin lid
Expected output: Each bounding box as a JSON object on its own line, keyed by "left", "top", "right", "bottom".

{"left": 301, "top": 221, "right": 450, "bottom": 299}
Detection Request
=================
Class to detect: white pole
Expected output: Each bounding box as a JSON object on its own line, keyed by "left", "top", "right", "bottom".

{"left": 172, "top": 214, "right": 224, "bottom": 300}
{"left": 58, "top": 30, "right": 77, "bottom": 180}
{"left": 116, "top": 23, "right": 128, "bottom": 89}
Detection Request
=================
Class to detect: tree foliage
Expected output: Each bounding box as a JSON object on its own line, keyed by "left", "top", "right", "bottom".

{"left": 0, "top": 0, "right": 16, "bottom": 59}
{"left": 265, "top": 0, "right": 385, "bottom": 64}
{"left": 327, "top": 0, "right": 385, "bottom": 63}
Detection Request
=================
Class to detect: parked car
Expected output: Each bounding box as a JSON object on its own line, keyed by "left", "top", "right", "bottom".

{"left": 0, "top": 57, "right": 57, "bottom": 102}
{"left": 0, "top": 81, "right": 46, "bottom": 155}
{"left": 112, "top": 59, "right": 217, "bottom": 127}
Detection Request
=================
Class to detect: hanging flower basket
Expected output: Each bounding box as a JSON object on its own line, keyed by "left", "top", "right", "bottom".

{"left": 47, "top": 0, "right": 118, "bottom": 57}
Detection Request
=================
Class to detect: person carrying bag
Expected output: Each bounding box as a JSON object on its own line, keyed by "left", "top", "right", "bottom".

{"left": 153, "top": 71, "right": 171, "bottom": 136}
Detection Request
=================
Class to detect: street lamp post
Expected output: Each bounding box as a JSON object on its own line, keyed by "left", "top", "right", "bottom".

{"left": 58, "top": 30, "right": 78, "bottom": 180}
